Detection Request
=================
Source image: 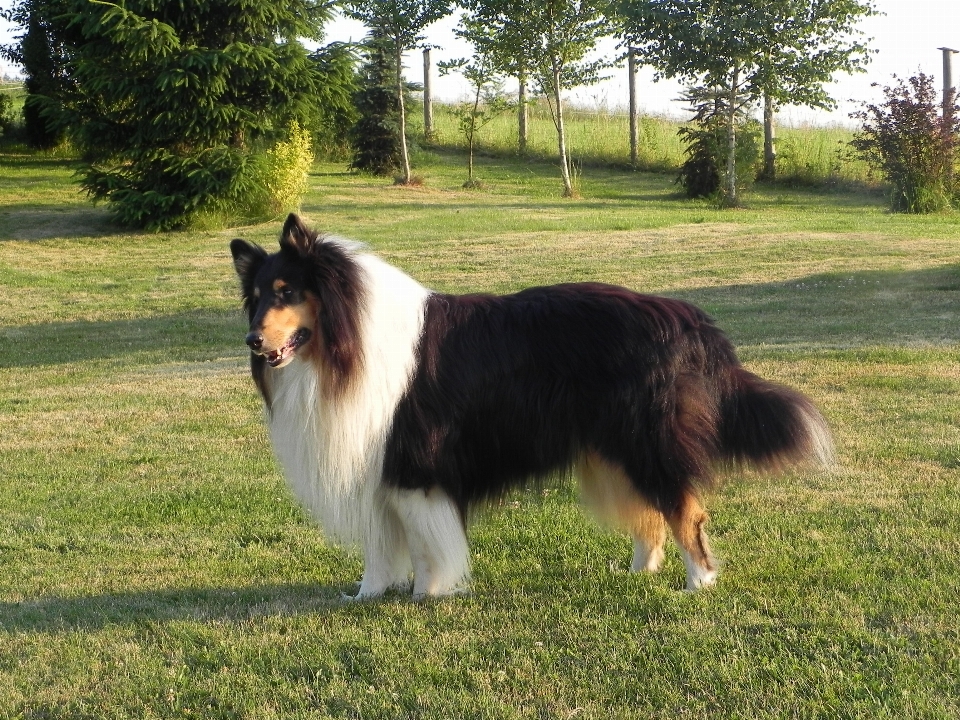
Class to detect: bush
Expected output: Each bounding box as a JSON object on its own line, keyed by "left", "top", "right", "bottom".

{"left": 850, "top": 73, "right": 959, "bottom": 213}
{"left": 0, "top": 93, "right": 13, "bottom": 136}
{"left": 247, "top": 122, "right": 314, "bottom": 219}
{"left": 676, "top": 86, "right": 761, "bottom": 204}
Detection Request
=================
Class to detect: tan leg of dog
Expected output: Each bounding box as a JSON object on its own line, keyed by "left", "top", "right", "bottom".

{"left": 630, "top": 509, "right": 667, "bottom": 573}
{"left": 665, "top": 492, "right": 717, "bottom": 591}
{"left": 577, "top": 453, "right": 667, "bottom": 574}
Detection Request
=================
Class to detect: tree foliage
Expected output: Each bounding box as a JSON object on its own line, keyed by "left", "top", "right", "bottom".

{"left": 850, "top": 73, "right": 959, "bottom": 213}
{"left": 345, "top": 0, "right": 451, "bottom": 184}
{"left": 350, "top": 30, "right": 404, "bottom": 175}
{"left": 5, "top": 0, "right": 337, "bottom": 229}
{"left": 438, "top": 50, "right": 513, "bottom": 187}
{"left": 616, "top": 0, "right": 877, "bottom": 204}
{"left": 677, "top": 85, "right": 761, "bottom": 202}
{"left": 1, "top": 0, "right": 74, "bottom": 148}
{"left": 457, "top": 0, "right": 615, "bottom": 197}
{"left": 308, "top": 42, "right": 362, "bottom": 161}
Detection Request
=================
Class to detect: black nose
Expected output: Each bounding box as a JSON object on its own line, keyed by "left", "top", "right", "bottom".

{"left": 245, "top": 332, "right": 263, "bottom": 351}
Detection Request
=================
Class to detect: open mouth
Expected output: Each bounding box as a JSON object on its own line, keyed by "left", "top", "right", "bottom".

{"left": 264, "top": 328, "right": 312, "bottom": 367}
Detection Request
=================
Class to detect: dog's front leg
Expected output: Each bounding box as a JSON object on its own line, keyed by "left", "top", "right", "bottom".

{"left": 350, "top": 501, "right": 414, "bottom": 600}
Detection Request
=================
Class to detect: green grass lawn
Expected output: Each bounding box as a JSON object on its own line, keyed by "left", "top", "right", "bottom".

{"left": 1, "top": 146, "right": 958, "bottom": 718}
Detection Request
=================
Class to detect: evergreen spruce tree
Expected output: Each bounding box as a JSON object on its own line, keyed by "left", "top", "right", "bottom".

{"left": 308, "top": 42, "right": 361, "bottom": 160}
{"left": 349, "top": 31, "right": 403, "bottom": 176}
{"left": 676, "top": 84, "right": 761, "bottom": 202}
{"left": 345, "top": 0, "right": 449, "bottom": 184}
{"left": 31, "top": 0, "right": 332, "bottom": 229}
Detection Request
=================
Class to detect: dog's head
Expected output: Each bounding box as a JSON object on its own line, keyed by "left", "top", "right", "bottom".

{"left": 230, "top": 214, "right": 365, "bottom": 400}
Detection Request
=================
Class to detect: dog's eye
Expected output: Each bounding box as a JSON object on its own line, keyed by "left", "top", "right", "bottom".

{"left": 279, "top": 287, "right": 294, "bottom": 302}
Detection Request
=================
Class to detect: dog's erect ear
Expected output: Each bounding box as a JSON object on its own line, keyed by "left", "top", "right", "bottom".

{"left": 279, "top": 213, "right": 317, "bottom": 256}
{"left": 279, "top": 213, "right": 319, "bottom": 256}
{"left": 230, "top": 239, "right": 268, "bottom": 282}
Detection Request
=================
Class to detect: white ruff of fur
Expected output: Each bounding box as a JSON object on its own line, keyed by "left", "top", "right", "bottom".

{"left": 263, "top": 248, "right": 430, "bottom": 546}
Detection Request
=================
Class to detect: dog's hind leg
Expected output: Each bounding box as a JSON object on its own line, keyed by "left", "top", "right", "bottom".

{"left": 389, "top": 487, "right": 470, "bottom": 599}
{"left": 577, "top": 453, "right": 667, "bottom": 574}
{"left": 354, "top": 499, "right": 414, "bottom": 599}
{"left": 630, "top": 508, "right": 667, "bottom": 573}
{"left": 666, "top": 491, "right": 717, "bottom": 591}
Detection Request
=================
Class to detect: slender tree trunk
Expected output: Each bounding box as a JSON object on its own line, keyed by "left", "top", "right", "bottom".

{"left": 395, "top": 44, "right": 412, "bottom": 184}
{"left": 725, "top": 63, "right": 739, "bottom": 206}
{"left": 552, "top": 64, "right": 574, "bottom": 197}
{"left": 762, "top": 91, "right": 776, "bottom": 180}
{"left": 468, "top": 83, "right": 482, "bottom": 183}
{"left": 518, "top": 72, "right": 528, "bottom": 156}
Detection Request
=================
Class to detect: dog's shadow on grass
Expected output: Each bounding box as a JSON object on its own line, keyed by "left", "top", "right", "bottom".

{"left": 0, "top": 582, "right": 382, "bottom": 633}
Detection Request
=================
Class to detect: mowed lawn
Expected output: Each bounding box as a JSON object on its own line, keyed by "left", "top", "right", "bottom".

{"left": 0, "top": 147, "right": 958, "bottom": 719}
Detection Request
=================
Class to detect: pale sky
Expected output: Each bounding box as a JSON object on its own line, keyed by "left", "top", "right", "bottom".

{"left": 2, "top": 0, "right": 958, "bottom": 126}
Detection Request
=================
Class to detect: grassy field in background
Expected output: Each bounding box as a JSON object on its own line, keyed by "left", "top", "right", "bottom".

{"left": 1, "top": 146, "right": 959, "bottom": 718}
{"left": 425, "top": 101, "right": 874, "bottom": 187}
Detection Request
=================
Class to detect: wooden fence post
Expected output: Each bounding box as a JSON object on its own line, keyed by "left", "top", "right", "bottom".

{"left": 423, "top": 48, "right": 433, "bottom": 141}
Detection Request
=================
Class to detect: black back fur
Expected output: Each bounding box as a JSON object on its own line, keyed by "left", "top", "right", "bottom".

{"left": 383, "top": 284, "right": 828, "bottom": 517}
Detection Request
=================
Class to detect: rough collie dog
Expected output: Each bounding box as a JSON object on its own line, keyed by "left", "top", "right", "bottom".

{"left": 230, "top": 214, "right": 832, "bottom": 598}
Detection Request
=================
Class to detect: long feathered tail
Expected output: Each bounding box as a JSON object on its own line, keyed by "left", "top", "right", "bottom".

{"left": 717, "top": 367, "right": 834, "bottom": 471}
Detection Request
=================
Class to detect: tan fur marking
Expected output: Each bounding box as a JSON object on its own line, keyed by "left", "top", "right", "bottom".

{"left": 259, "top": 300, "right": 316, "bottom": 352}
{"left": 272, "top": 279, "right": 288, "bottom": 293}
{"left": 666, "top": 492, "right": 716, "bottom": 573}
{"left": 577, "top": 453, "right": 666, "bottom": 558}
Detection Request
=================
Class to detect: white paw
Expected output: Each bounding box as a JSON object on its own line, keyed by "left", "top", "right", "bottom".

{"left": 684, "top": 568, "right": 718, "bottom": 592}
{"left": 631, "top": 545, "right": 666, "bottom": 573}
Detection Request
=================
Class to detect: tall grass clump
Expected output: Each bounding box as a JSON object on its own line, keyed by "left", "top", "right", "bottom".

{"left": 850, "top": 73, "right": 959, "bottom": 212}
{"left": 774, "top": 124, "right": 869, "bottom": 186}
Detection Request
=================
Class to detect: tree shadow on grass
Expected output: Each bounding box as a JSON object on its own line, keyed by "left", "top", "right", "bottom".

{"left": 0, "top": 207, "right": 116, "bottom": 241}
{"left": 0, "top": 582, "right": 371, "bottom": 633}
{"left": 1, "top": 265, "right": 958, "bottom": 372}
{"left": 0, "top": 309, "right": 246, "bottom": 369}
{"left": 677, "top": 264, "right": 960, "bottom": 349}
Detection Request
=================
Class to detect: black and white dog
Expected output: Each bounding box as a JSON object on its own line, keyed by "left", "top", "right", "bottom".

{"left": 230, "top": 214, "right": 832, "bottom": 598}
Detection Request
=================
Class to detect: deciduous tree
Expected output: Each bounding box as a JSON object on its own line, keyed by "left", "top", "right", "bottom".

{"left": 616, "top": 0, "right": 877, "bottom": 204}
{"left": 439, "top": 46, "right": 513, "bottom": 187}
{"left": 345, "top": 0, "right": 451, "bottom": 185}
{"left": 458, "top": 0, "right": 615, "bottom": 197}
